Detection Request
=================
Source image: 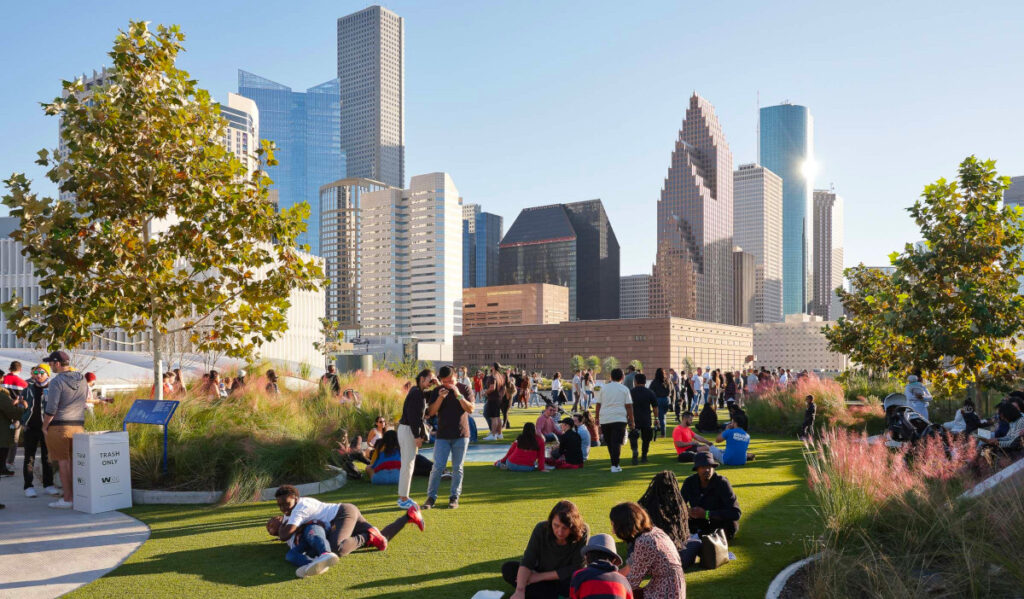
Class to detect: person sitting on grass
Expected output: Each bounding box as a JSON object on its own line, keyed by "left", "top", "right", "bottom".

{"left": 673, "top": 411, "right": 715, "bottom": 463}
{"left": 273, "top": 484, "right": 424, "bottom": 561}
{"left": 547, "top": 418, "right": 584, "bottom": 469}
{"left": 366, "top": 429, "right": 402, "bottom": 485}
{"left": 496, "top": 422, "right": 547, "bottom": 472}
{"left": 696, "top": 400, "right": 719, "bottom": 433}
{"left": 708, "top": 418, "right": 754, "bottom": 466}
{"left": 609, "top": 502, "right": 685, "bottom": 599}
{"left": 266, "top": 515, "right": 339, "bottom": 578}
{"left": 569, "top": 533, "right": 633, "bottom": 599}
{"left": 573, "top": 413, "right": 592, "bottom": 461}
{"left": 979, "top": 402, "right": 1024, "bottom": 455}
{"left": 536, "top": 404, "right": 561, "bottom": 444}
{"left": 502, "top": 500, "right": 590, "bottom": 599}
{"left": 947, "top": 398, "right": 985, "bottom": 436}
{"left": 679, "top": 451, "right": 741, "bottom": 568}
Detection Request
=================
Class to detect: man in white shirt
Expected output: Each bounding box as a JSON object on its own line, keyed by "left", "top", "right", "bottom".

{"left": 779, "top": 370, "right": 789, "bottom": 386}
{"left": 691, "top": 368, "right": 705, "bottom": 412}
{"left": 572, "top": 370, "right": 583, "bottom": 411}
{"left": 746, "top": 370, "right": 759, "bottom": 394}
{"left": 594, "top": 368, "right": 635, "bottom": 473}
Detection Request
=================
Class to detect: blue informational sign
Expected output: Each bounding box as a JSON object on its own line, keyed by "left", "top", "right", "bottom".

{"left": 123, "top": 399, "right": 179, "bottom": 473}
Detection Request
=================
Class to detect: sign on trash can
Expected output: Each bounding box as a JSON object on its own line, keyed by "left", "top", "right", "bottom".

{"left": 73, "top": 431, "right": 132, "bottom": 514}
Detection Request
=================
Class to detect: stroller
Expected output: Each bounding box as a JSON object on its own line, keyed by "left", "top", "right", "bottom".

{"left": 883, "top": 393, "right": 943, "bottom": 446}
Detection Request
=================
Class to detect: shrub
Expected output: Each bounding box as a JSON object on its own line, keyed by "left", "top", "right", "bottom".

{"left": 744, "top": 375, "right": 847, "bottom": 435}
{"left": 88, "top": 370, "right": 406, "bottom": 503}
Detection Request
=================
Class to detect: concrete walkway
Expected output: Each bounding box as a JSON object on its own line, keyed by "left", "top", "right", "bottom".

{"left": 0, "top": 449, "right": 150, "bottom": 599}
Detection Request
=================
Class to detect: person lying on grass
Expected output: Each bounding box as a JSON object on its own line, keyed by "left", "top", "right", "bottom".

{"left": 272, "top": 484, "right": 424, "bottom": 568}
{"left": 266, "top": 515, "right": 339, "bottom": 579}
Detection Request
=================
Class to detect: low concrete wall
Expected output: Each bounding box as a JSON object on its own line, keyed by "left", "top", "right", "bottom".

{"left": 132, "top": 470, "right": 347, "bottom": 505}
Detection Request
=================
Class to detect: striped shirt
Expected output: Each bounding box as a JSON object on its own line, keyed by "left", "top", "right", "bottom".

{"left": 998, "top": 416, "right": 1024, "bottom": 448}
{"left": 570, "top": 561, "right": 633, "bottom": 599}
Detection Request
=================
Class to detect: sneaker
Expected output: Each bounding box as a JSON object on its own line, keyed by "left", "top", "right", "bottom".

{"left": 610, "top": 466, "right": 623, "bottom": 473}
{"left": 482, "top": 434, "right": 496, "bottom": 441}
{"left": 24, "top": 487, "right": 37, "bottom": 498}
{"left": 295, "top": 564, "right": 310, "bottom": 579}
{"left": 44, "top": 486, "right": 60, "bottom": 496}
{"left": 448, "top": 497, "right": 459, "bottom": 509}
{"left": 498, "top": 461, "right": 508, "bottom": 470}
{"left": 0, "top": 468, "right": 14, "bottom": 476}
{"left": 421, "top": 497, "right": 436, "bottom": 510}
{"left": 303, "top": 552, "right": 339, "bottom": 577}
{"left": 407, "top": 506, "right": 425, "bottom": 531}
{"left": 48, "top": 499, "right": 73, "bottom": 509}
{"left": 397, "top": 497, "right": 417, "bottom": 510}
{"left": 366, "top": 527, "right": 388, "bottom": 551}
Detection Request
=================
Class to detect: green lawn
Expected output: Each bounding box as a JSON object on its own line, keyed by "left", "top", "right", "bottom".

{"left": 70, "top": 408, "right": 817, "bottom": 599}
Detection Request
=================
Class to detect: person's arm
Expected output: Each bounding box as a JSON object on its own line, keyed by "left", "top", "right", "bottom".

{"left": 709, "top": 477, "right": 742, "bottom": 522}
{"left": 594, "top": 403, "right": 601, "bottom": 425}
{"left": 500, "top": 441, "right": 519, "bottom": 462}
{"left": 716, "top": 432, "right": 726, "bottom": 443}
{"left": 278, "top": 522, "right": 298, "bottom": 542}
{"left": 426, "top": 389, "right": 446, "bottom": 417}
{"left": 624, "top": 536, "right": 650, "bottom": 588}
{"left": 625, "top": 403, "right": 635, "bottom": 430}
{"left": 692, "top": 432, "right": 714, "bottom": 445}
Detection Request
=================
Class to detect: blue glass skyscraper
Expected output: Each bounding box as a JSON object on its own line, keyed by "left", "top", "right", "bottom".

{"left": 759, "top": 103, "right": 814, "bottom": 315}
{"left": 238, "top": 70, "right": 345, "bottom": 255}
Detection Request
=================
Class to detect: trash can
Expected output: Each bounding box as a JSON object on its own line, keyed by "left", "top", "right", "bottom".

{"left": 73, "top": 431, "right": 133, "bottom": 514}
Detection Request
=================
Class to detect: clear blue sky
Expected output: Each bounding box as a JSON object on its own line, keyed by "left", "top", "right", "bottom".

{"left": 2, "top": 0, "right": 1022, "bottom": 274}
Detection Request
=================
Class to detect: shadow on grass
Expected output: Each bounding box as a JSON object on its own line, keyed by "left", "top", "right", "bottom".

{"left": 104, "top": 542, "right": 295, "bottom": 587}
{"left": 345, "top": 557, "right": 508, "bottom": 589}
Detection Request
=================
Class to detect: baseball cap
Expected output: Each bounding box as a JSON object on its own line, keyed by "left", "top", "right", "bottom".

{"left": 43, "top": 350, "right": 70, "bottom": 365}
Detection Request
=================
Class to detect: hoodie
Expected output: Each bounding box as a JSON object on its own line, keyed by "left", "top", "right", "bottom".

{"left": 22, "top": 378, "right": 49, "bottom": 429}
{"left": 44, "top": 370, "right": 89, "bottom": 425}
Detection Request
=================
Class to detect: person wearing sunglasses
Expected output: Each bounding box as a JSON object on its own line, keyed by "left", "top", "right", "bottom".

{"left": 21, "top": 365, "right": 58, "bottom": 498}
{"left": 367, "top": 416, "right": 388, "bottom": 453}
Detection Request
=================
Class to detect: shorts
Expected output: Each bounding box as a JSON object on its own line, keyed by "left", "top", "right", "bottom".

{"left": 483, "top": 401, "right": 500, "bottom": 419}
{"left": 46, "top": 425, "right": 84, "bottom": 461}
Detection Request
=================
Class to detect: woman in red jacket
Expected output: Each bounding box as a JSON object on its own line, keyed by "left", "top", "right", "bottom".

{"left": 495, "top": 422, "right": 547, "bottom": 472}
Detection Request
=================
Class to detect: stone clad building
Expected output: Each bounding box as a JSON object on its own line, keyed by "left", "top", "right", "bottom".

{"left": 462, "top": 284, "right": 568, "bottom": 332}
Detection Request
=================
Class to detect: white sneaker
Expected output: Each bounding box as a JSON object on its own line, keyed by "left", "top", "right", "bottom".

{"left": 25, "top": 487, "right": 38, "bottom": 498}
{"left": 302, "top": 552, "right": 339, "bottom": 578}
{"left": 610, "top": 466, "right": 623, "bottom": 473}
{"left": 44, "top": 486, "right": 60, "bottom": 496}
{"left": 48, "top": 499, "right": 73, "bottom": 509}
{"left": 295, "top": 564, "right": 310, "bottom": 578}
{"left": 497, "top": 434, "right": 504, "bottom": 440}
{"left": 483, "top": 434, "right": 496, "bottom": 441}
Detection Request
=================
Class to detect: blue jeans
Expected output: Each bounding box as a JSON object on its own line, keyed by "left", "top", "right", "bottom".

{"left": 692, "top": 389, "right": 705, "bottom": 412}
{"left": 499, "top": 462, "right": 536, "bottom": 472}
{"left": 285, "top": 524, "right": 330, "bottom": 567}
{"left": 427, "top": 437, "right": 469, "bottom": 501}
{"left": 656, "top": 397, "right": 671, "bottom": 436}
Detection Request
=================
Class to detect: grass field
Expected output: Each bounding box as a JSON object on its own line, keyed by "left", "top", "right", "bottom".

{"left": 69, "top": 408, "right": 817, "bottom": 599}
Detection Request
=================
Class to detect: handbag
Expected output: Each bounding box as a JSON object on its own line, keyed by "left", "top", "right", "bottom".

{"left": 699, "top": 528, "right": 730, "bottom": 569}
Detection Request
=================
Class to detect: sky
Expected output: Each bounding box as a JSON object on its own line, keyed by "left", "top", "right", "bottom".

{"left": 2, "top": 0, "right": 1022, "bottom": 275}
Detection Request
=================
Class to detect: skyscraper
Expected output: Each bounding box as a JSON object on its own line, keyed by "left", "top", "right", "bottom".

{"left": 620, "top": 274, "right": 651, "bottom": 319}
{"left": 319, "top": 177, "right": 391, "bottom": 331}
{"left": 760, "top": 103, "right": 814, "bottom": 316}
{"left": 337, "top": 6, "right": 404, "bottom": 188}
{"left": 1005, "top": 176, "right": 1024, "bottom": 208}
{"left": 462, "top": 203, "right": 480, "bottom": 288}
{"left": 652, "top": 93, "right": 734, "bottom": 324}
{"left": 733, "top": 248, "right": 756, "bottom": 326}
{"left": 218, "top": 93, "right": 260, "bottom": 176}
{"left": 360, "top": 173, "right": 462, "bottom": 352}
{"left": 499, "top": 200, "right": 619, "bottom": 321}
{"left": 812, "top": 189, "right": 844, "bottom": 320}
{"left": 238, "top": 71, "right": 344, "bottom": 255}
{"left": 461, "top": 205, "right": 504, "bottom": 289}
{"left": 734, "top": 163, "right": 784, "bottom": 323}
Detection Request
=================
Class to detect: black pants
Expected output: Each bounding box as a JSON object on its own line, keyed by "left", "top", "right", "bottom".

{"left": 629, "top": 426, "right": 653, "bottom": 460}
{"left": 327, "top": 503, "right": 409, "bottom": 555}
{"left": 501, "top": 561, "right": 571, "bottom": 599}
{"left": 22, "top": 428, "right": 54, "bottom": 489}
{"left": 502, "top": 402, "right": 511, "bottom": 428}
{"left": 600, "top": 422, "right": 628, "bottom": 467}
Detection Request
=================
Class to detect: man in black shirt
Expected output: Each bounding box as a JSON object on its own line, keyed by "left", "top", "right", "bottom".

{"left": 629, "top": 373, "right": 657, "bottom": 465}
{"left": 423, "top": 366, "right": 474, "bottom": 509}
{"left": 547, "top": 418, "right": 584, "bottom": 469}
{"left": 320, "top": 365, "right": 341, "bottom": 395}
{"left": 679, "top": 451, "right": 741, "bottom": 568}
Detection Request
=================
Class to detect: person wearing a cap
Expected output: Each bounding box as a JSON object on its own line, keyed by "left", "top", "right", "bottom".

{"left": 41, "top": 350, "right": 90, "bottom": 509}
{"left": 502, "top": 500, "right": 590, "bottom": 599}
{"left": 904, "top": 372, "right": 933, "bottom": 421}
{"left": 679, "top": 451, "right": 741, "bottom": 568}
{"left": 569, "top": 533, "right": 633, "bottom": 599}
{"left": 21, "top": 364, "right": 58, "bottom": 498}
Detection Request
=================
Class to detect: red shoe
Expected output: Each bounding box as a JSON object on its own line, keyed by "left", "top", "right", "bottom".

{"left": 366, "top": 526, "right": 388, "bottom": 551}
{"left": 407, "top": 505, "right": 425, "bottom": 532}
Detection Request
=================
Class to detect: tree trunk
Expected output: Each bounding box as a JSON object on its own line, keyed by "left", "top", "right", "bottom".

{"left": 153, "top": 326, "right": 164, "bottom": 401}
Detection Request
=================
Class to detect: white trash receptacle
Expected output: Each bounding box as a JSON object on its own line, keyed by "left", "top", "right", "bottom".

{"left": 73, "top": 431, "right": 133, "bottom": 514}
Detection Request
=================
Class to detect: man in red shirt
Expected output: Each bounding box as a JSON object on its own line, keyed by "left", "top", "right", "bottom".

{"left": 672, "top": 411, "right": 714, "bottom": 462}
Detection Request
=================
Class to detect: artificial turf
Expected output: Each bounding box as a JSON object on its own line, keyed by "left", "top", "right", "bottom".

{"left": 69, "top": 408, "right": 818, "bottom": 599}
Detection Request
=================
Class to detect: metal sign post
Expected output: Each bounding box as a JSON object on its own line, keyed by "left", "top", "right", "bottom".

{"left": 122, "top": 399, "right": 179, "bottom": 473}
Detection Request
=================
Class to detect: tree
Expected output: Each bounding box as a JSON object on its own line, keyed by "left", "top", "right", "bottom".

{"left": 1, "top": 22, "right": 324, "bottom": 400}
{"left": 570, "top": 354, "right": 586, "bottom": 373}
{"left": 629, "top": 359, "right": 643, "bottom": 372}
{"left": 826, "top": 156, "right": 1024, "bottom": 394}
{"left": 586, "top": 355, "right": 601, "bottom": 375}
{"left": 313, "top": 318, "right": 346, "bottom": 368}
{"left": 602, "top": 356, "right": 620, "bottom": 375}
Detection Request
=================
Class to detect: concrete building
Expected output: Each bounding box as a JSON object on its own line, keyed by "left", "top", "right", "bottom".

{"left": 462, "top": 204, "right": 503, "bottom": 289}
{"left": 812, "top": 189, "right": 845, "bottom": 320}
{"left": 219, "top": 93, "right": 260, "bottom": 175}
{"left": 319, "top": 177, "right": 392, "bottom": 332}
{"left": 455, "top": 317, "right": 753, "bottom": 375}
{"left": 733, "top": 249, "right": 756, "bottom": 326}
{"left": 760, "top": 103, "right": 814, "bottom": 316}
{"left": 620, "top": 274, "right": 652, "bottom": 319}
{"left": 237, "top": 71, "right": 344, "bottom": 255}
{"left": 499, "top": 200, "right": 619, "bottom": 321}
{"left": 1005, "top": 176, "right": 1024, "bottom": 208}
{"left": 337, "top": 5, "right": 404, "bottom": 188}
{"left": 463, "top": 284, "right": 569, "bottom": 331}
{"left": 360, "top": 173, "right": 462, "bottom": 359}
{"left": 733, "top": 163, "right": 784, "bottom": 323}
{"left": 652, "top": 93, "right": 734, "bottom": 324}
{"left": 753, "top": 313, "right": 848, "bottom": 372}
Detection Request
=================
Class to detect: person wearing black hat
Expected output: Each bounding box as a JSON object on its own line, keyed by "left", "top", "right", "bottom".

{"left": 569, "top": 533, "right": 633, "bottom": 599}
{"left": 679, "top": 450, "right": 741, "bottom": 568}
{"left": 41, "top": 350, "right": 89, "bottom": 509}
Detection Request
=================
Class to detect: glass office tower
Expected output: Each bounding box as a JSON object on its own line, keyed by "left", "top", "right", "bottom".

{"left": 474, "top": 212, "right": 504, "bottom": 288}
{"left": 759, "top": 103, "right": 814, "bottom": 315}
{"left": 238, "top": 70, "right": 344, "bottom": 255}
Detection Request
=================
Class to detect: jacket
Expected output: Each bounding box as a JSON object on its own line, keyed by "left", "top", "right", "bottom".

{"left": 0, "top": 389, "right": 23, "bottom": 446}
{"left": 680, "top": 471, "right": 741, "bottom": 537}
{"left": 44, "top": 370, "right": 89, "bottom": 424}
{"left": 21, "top": 379, "right": 49, "bottom": 429}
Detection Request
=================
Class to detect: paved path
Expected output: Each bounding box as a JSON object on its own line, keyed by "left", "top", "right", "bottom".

{"left": 0, "top": 449, "right": 150, "bottom": 599}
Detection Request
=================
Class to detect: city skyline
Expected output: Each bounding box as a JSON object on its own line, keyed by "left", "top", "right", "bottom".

{"left": 2, "top": 1, "right": 1023, "bottom": 277}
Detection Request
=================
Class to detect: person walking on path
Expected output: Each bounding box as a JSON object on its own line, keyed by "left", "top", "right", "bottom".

{"left": 628, "top": 373, "right": 656, "bottom": 465}
{"left": 423, "top": 366, "right": 474, "bottom": 510}
{"left": 21, "top": 365, "right": 57, "bottom": 497}
{"left": 650, "top": 368, "right": 672, "bottom": 439}
{"left": 690, "top": 369, "right": 704, "bottom": 413}
{"left": 483, "top": 363, "right": 506, "bottom": 440}
{"left": 800, "top": 394, "right": 816, "bottom": 440}
{"left": 396, "top": 368, "right": 436, "bottom": 510}
{"left": 41, "top": 351, "right": 88, "bottom": 509}
{"left": 595, "top": 368, "right": 634, "bottom": 473}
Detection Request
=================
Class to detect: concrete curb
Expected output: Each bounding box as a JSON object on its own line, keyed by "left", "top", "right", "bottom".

{"left": 131, "top": 471, "right": 348, "bottom": 505}
{"left": 960, "top": 456, "right": 1024, "bottom": 500}
{"left": 765, "top": 553, "right": 821, "bottom": 599}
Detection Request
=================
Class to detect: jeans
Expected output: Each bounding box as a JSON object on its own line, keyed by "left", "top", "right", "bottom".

{"left": 397, "top": 424, "right": 418, "bottom": 499}
{"left": 629, "top": 426, "right": 653, "bottom": 460}
{"left": 680, "top": 535, "right": 703, "bottom": 568}
{"left": 328, "top": 503, "right": 410, "bottom": 556}
{"left": 600, "top": 422, "right": 628, "bottom": 467}
{"left": 427, "top": 437, "right": 469, "bottom": 501}
{"left": 22, "top": 427, "right": 54, "bottom": 489}
{"left": 656, "top": 397, "right": 671, "bottom": 436}
{"left": 692, "top": 389, "right": 705, "bottom": 412}
{"left": 502, "top": 462, "right": 536, "bottom": 472}
{"left": 709, "top": 445, "right": 725, "bottom": 463}
{"left": 565, "top": 388, "right": 574, "bottom": 408}
{"left": 285, "top": 524, "right": 331, "bottom": 567}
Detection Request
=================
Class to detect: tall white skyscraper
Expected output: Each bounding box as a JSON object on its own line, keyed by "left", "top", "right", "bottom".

{"left": 360, "top": 173, "right": 462, "bottom": 357}
{"left": 812, "top": 189, "right": 844, "bottom": 320}
{"left": 733, "top": 163, "right": 784, "bottom": 323}
{"left": 337, "top": 5, "right": 405, "bottom": 188}
{"left": 219, "top": 93, "right": 260, "bottom": 176}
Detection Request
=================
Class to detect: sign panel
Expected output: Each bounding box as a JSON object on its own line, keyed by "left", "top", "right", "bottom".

{"left": 123, "top": 399, "right": 179, "bottom": 426}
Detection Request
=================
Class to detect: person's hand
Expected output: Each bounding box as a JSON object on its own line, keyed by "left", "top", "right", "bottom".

{"left": 438, "top": 387, "right": 449, "bottom": 399}
{"left": 688, "top": 506, "right": 706, "bottom": 519}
